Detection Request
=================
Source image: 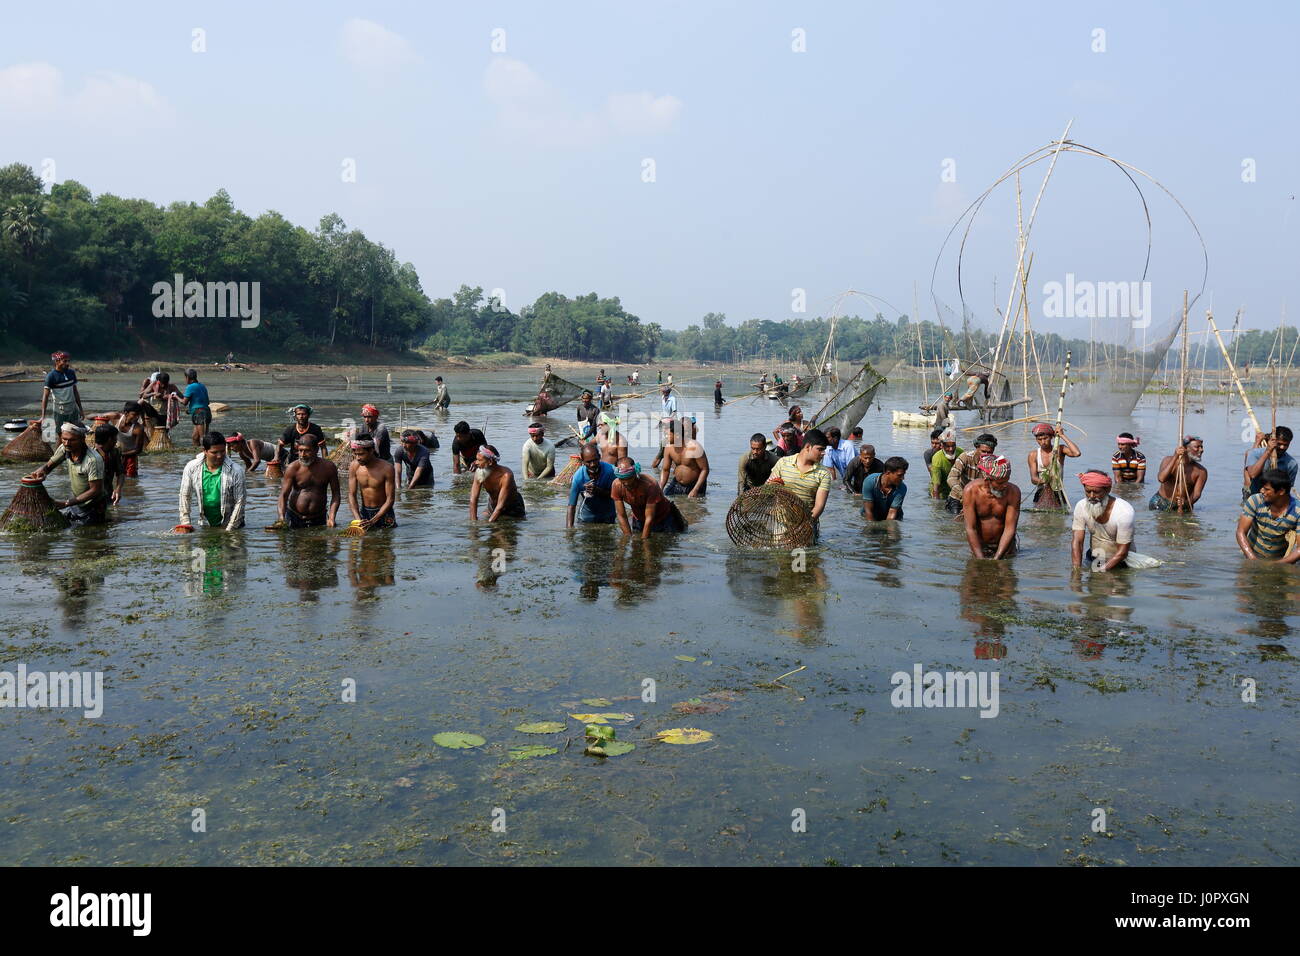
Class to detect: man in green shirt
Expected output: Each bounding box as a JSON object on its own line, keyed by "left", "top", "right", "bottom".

{"left": 25, "top": 422, "right": 107, "bottom": 525}
{"left": 178, "top": 431, "right": 248, "bottom": 530}
{"left": 929, "top": 428, "right": 962, "bottom": 499}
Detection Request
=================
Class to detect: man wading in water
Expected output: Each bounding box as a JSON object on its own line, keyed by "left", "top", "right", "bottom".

{"left": 659, "top": 418, "right": 709, "bottom": 497}
{"left": 277, "top": 404, "right": 328, "bottom": 468}
{"left": 1236, "top": 468, "right": 1300, "bottom": 562}
{"left": 962, "top": 454, "right": 1020, "bottom": 559}
{"left": 1028, "top": 422, "right": 1080, "bottom": 508}
{"left": 613, "top": 457, "right": 686, "bottom": 537}
{"left": 469, "top": 445, "right": 526, "bottom": 521}
{"left": 945, "top": 432, "right": 998, "bottom": 516}
{"left": 1070, "top": 470, "right": 1160, "bottom": 570}
{"left": 1151, "top": 436, "right": 1208, "bottom": 511}
{"left": 347, "top": 437, "right": 397, "bottom": 529}
{"left": 278, "top": 435, "right": 340, "bottom": 528}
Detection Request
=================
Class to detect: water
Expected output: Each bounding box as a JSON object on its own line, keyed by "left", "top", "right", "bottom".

{"left": 0, "top": 368, "right": 1295, "bottom": 865}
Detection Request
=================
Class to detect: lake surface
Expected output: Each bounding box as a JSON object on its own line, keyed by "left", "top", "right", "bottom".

{"left": 0, "top": 367, "right": 1295, "bottom": 865}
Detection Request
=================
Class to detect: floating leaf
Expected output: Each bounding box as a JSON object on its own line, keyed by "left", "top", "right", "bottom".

{"left": 433, "top": 732, "right": 486, "bottom": 749}
{"left": 674, "top": 655, "right": 697, "bottom": 662}
{"left": 581, "top": 697, "right": 612, "bottom": 707}
{"left": 602, "top": 741, "right": 636, "bottom": 756}
{"left": 569, "top": 712, "right": 634, "bottom": 724}
{"left": 585, "top": 725, "right": 616, "bottom": 743}
{"left": 514, "top": 721, "right": 565, "bottom": 734}
{"left": 655, "top": 727, "right": 713, "bottom": 745}
{"left": 509, "top": 744, "right": 558, "bottom": 760}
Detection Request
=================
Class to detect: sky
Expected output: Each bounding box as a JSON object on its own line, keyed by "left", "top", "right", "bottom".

{"left": 2, "top": 1, "right": 1297, "bottom": 342}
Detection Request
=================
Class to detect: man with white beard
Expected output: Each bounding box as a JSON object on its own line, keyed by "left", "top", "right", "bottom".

{"left": 962, "top": 454, "right": 1020, "bottom": 558}
{"left": 1151, "top": 435, "right": 1208, "bottom": 511}
{"left": 1071, "top": 470, "right": 1161, "bottom": 570}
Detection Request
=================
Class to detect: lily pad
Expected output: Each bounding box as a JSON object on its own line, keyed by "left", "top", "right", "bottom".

{"left": 602, "top": 741, "right": 636, "bottom": 756}
{"left": 569, "top": 712, "right": 635, "bottom": 724}
{"left": 585, "top": 725, "right": 616, "bottom": 743}
{"left": 581, "top": 697, "right": 612, "bottom": 707}
{"left": 674, "top": 655, "right": 697, "bottom": 662}
{"left": 514, "top": 721, "right": 566, "bottom": 734}
{"left": 655, "top": 727, "right": 714, "bottom": 745}
{"left": 509, "top": 744, "right": 558, "bottom": 760}
{"left": 433, "top": 731, "right": 486, "bottom": 749}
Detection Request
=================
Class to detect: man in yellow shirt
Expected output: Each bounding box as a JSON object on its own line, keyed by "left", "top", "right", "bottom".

{"left": 767, "top": 428, "right": 831, "bottom": 540}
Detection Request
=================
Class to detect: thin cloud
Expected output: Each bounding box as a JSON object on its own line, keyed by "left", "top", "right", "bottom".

{"left": 0, "top": 61, "right": 171, "bottom": 128}
{"left": 340, "top": 19, "right": 418, "bottom": 83}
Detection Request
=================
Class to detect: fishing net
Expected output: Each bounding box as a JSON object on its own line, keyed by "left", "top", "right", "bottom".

{"left": 809, "top": 360, "right": 893, "bottom": 434}
{"left": 0, "top": 478, "right": 69, "bottom": 532}
{"left": 1070, "top": 313, "right": 1181, "bottom": 416}
{"left": 1, "top": 421, "right": 53, "bottom": 462}
{"left": 529, "top": 372, "right": 587, "bottom": 415}
{"left": 726, "top": 485, "right": 816, "bottom": 549}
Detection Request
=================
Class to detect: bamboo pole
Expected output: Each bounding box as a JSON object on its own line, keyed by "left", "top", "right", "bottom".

{"left": 1207, "top": 310, "right": 1263, "bottom": 433}
{"left": 1048, "top": 350, "right": 1072, "bottom": 507}
{"left": 1174, "top": 291, "right": 1190, "bottom": 509}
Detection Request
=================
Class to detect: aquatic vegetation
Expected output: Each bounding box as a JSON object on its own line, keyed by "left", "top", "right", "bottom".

{"left": 433, "top": 732, "right": 486, "bottom": 749}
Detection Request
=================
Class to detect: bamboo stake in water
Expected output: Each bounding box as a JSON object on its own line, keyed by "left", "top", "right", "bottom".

{"left": 1207, "top": 310, "right": 1263, "bottom": 434}
{"left": 1051, "top": 350, "right": 1072, "bottom": 507}
{"left": 1174, "top": 291, "right": 1190, "bottom": 509}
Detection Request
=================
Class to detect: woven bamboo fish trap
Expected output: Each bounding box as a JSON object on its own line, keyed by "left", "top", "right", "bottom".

{"left": 725, "top": 485, "right": 816, "bottom": 549}
{"left": 328, "top": 441, "right": 353, "bottom": 467}
{"left": 550, "top": 454, "right": 582, "bottom": 487}
{"left": 145, "top": 427, "right": 174, "bottom": 453}
{"left": 0, "top": 478, "right": 69, "bottom": 532}
{"left": 1, "top": 421, "right": 53, "bottom": 462}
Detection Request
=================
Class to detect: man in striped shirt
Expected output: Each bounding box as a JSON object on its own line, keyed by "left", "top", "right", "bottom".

{"left": 1236, "top": 468, "right": 1300, "bottom": 562}
{"left": 767, "top": 428, "right": 831, "bottom": 533}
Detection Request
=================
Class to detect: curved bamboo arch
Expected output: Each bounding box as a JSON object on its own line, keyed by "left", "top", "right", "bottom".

{"left": 929, "top": 139, "right": 1210, "bottom": 325}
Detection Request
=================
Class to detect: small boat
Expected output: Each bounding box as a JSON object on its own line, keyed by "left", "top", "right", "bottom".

{"left": 891, "top": 410, "right": 932, "bottom": 428}
{"left": 4, "top": 418, "right": 28, "bottom": 432}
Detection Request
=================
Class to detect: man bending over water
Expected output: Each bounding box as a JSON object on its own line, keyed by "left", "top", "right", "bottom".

{"left": 279, "top": 435, "right": 340, "bottom": 528}
{"left": 469, "top": 445, "right": 526, "bottom": 521}
{"left": 613, "top": 457, "right": 687, "bottom": 537}
{"left": 962, "top": 454, "right": 1020, "bottom": 559}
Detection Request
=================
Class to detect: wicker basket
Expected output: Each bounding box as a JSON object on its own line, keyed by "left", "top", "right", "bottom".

{"left": 0, "top": 478, "right": 69, "bottom": 532}
{"left": 145, "top": 427, "right": 174, "bottom": 453}
{"left": 725, "top": 485, "right": 816, "bottom": 549}
{"left": 1, "top": 421, "right": 53, "bottom": 462}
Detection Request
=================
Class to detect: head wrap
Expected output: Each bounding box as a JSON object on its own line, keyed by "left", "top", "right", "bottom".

{"left": 979, "top": 454, "right": 1011, "bottom": 480}
{"left": 614, "top": 462, "right": 641, "bottom": 479}
{"left": 527, "top": 424, "right": 543, "bottom": 435}
{"left": 361, "top": 404, "right": 379, "bottom": 417}
{"left": 1077, "top": 471, "right": 1114, "bottom": 491}
{"left": 51, "top": 351, "right": 70, "bottom": 362}
{"left": 478, "top": 445, "right": 499, "bottom": 462}
{"left": 225, "top": 432, "right": 244, "bottom": 444}
{"left": 289, "top": 404, "right": 313, "bottom": 416}
{"left": 402, "top": 432, "right": 421, "bottom": 444}
{"left": 1031, "top": 423, "right": 1054, "bottom": 437}
{"left": 939, "top": 428, "right": 956, "bottom": 443}
{"left": 350, "top": 436, "right": 374, "bottom": 451}
{"left": 1182, "top": 435, "right": 1202, "bottom": 446}
{"left": 1116, "top": 435, "right": 1139, "bottom": 446}
{"left": 59, "top": 422, "right": 86, "bottom": 435}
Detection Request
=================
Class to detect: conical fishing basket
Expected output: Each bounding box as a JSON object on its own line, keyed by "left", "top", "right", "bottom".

{"left": 1, "top": 421, "right": 53, "bottom": 462}
{"left": 328, "top": 441, "right": 353, "bottom": 466}
{"left": 725, "top": 485, "right": 816, "bottom": 549}
{"left": 550, "top": 455, "right": 582, "bottom": 487}
{"left": 0, "top": 478, "right": 69, "bottom": 532}
{"left": 146, "top": 427, "right": 174, "bottom": 453}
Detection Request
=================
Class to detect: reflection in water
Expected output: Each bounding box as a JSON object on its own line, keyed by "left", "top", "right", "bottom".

{"left": 1062, "top": 567, "right": 1137, "bottom": 657}
{"left": 724, "top": 550, "right": 829, "bottom": 644}
{"left": 1149, "top": 508, "right": 1208, "bottom": 561}
{"left": 53, "top": 530, "right": 113, "bottom": 628}
{"left": 469, "top": 521, "right": 521, "bottom": 590}
{"left": 183, "top": 534, "right": 248, "bottom": 597}
{"left": 1236, "top": 562, "right": 1298, "bottom": 643}
{"left": 281, "top": 532, "right": 341, "bottom": 601}
{"left": 607, "top": 535, "right": 677, "bottom": 608}
{"left": 861, "top": 521, "right": 904, "bottom": 587}
{"left": 570, "top": 527, "right": 619, "bottom": 602}
{"left": 346, "top": 531, "right": 396, "bottom": 602}
{"left": 959, "top": 556, "right": 1019, "bottom": 655}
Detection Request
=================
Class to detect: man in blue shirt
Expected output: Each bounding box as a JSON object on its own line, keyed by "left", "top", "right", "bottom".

{"left": 862, "top": 457, "right": 909, "bottom": 520}
{"left": 181, "top": 368, "right": 212, "bottom": 446}
{"left": 1243, "top": 426, "right": 1297, "bottom": 498}
{"left": 40, "top": 350, "right": 83, "bottom": 433}
{"left": 660, "top": 385, "right": 678, "bottom": 420}
{"left": 566, "top": 443, "right": 617, "bottom": 525}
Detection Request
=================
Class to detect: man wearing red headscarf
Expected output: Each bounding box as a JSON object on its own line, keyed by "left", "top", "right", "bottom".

{"left": 1028, "top": 422, "right": 1080, "bottom": 508}
{"left": 1070, "top": 470, "right": 1163, "bottom": 571}
{"left": 962, "top": 454, "right": 1020, "bottom": 559}
{"left": 355, "top": 404, "right": 392, "bottom": 461}
{"left": 1110, "top": 433, "right": 1146, "bottom": 483}
{"left": 40, "top": 351, "right": 83, "bottom": 433}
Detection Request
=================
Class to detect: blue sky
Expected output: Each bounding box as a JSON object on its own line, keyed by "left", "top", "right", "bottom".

{"left": 3, "top": 1, "right": 1296, "bottom": 341}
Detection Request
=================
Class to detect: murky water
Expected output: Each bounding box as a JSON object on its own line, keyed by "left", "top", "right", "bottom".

{"left": 0, "top": 368, "right": 1295, "bottom": 865}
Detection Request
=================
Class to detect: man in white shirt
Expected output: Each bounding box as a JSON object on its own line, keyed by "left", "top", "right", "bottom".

{"left": 660, "top": 385, "right": 678, "bottom": 420}
{"left": 1070, "top": 469, "right": 1159, "bottom": 570}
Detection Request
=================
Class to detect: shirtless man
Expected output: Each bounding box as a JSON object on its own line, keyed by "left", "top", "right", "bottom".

{"left": 659, "top": 419, "right": 709, "bottom": 497}
{"left": 278, "top": 435, "right": 340, "bottom": 528}
{"left": 469, "top": 445, "right": 526, "bottom": 521}
{"left": 612, "top": 456, "right": 686, "bottom": 538}
{"left": 597, "top": 419, "right": 629, "bottom": 465}
{"left": 1027, "top": 422, "right": 1081, "bottom": 508}
{"left": 962, "top": 454, "right": 1021, "bottom": 559}
{"left": 227, "top": 433, "right": 278, "bottom": 472}
{"left": 347, "top": 437, "right": 397, "bottom": 529}
{"left": 1150, "top": 436, "right": 1208, "bottom": 511}
{"left": 115, "top": 402, "right": 146, "bottom": 477}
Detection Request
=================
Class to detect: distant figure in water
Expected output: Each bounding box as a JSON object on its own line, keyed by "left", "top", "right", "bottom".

{"left": 714, "top": 379, "right": 724, "bottom": 406}
{"left": 279, "top": 435, "right": 340, "bottom": 528}
{"left": 1151, "top": 436, "right": 1207, "bottom": 511}
{"left": 962, "top": 455, "right": 1019, "bottom": 558}
{"left": 1110, "top": 433, "right": 1146, "bottom": 483}
{"left": 434, "top": 376, "right": 450, "bottom": 410}
{"left": 470, "top": 445, "right": 525, "bottom": 521}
